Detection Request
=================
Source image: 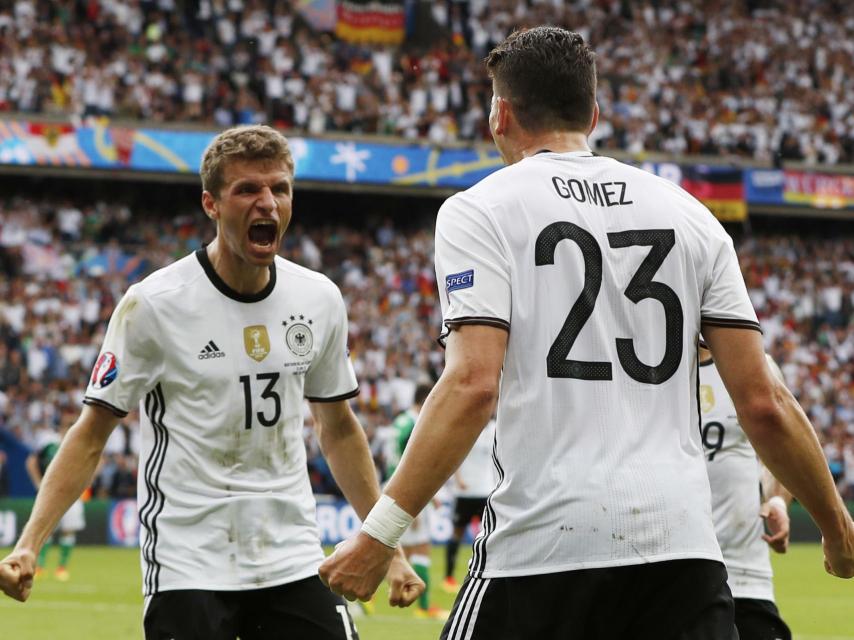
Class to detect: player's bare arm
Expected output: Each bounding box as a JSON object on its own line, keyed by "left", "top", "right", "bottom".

{"left": 703, "top": 324, "right": 854, "bottom": 578}
{"left": 311, "top": 399, "right": 424, "bottom": 606}
{"left": 319, "top": 324, "right": 506, "bottom": 600}
{"left": 0, "top": 404, "right": 119, "bottom": 602}
{"left": 758, "top": 354, "right": 793, "bottom": 553}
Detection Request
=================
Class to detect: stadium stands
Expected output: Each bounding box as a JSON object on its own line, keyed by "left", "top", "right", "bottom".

{"left": 1, "top": 0, "right": 852, "bottom": 163}
{"left": 0, "top": 195, "right": 851, "bottom": 497}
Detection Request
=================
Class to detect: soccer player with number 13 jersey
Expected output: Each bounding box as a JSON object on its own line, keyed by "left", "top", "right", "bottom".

{"left": 0, "top": 125, "right": 424, "bottom": 638}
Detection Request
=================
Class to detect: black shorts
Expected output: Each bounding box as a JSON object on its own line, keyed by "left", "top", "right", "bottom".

{"left": 734, "top": 598, "right": 791, "bottom": 640}
{"left": 453, "top": 497, "right": 488, "bottom": 530}
{"left": 441, "top": 559, "right": 737, "bottom": 640}
{"left": 143, "top": 576, "right": 359, "bottom": 640}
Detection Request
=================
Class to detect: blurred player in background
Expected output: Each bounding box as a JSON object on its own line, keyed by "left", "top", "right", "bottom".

{"left": 385, "top": 382, "right": 448, "bottom": 620}
{"left": 700, "top": 343, "right": 793, "bottom": 640}
{"left": 26, "top": 412, "right": 85, "bottom": 582}
{"left": 0, "top": 450, "right": 8, "bottom": 497}
{"left": 320, "top": 26, "right": 854, "bottom": 639}
{"left": 443, "top": 418, "right": 495, "bottom": 594}
{"left": 0, "top": 125, "right": 423, "bottom": 638}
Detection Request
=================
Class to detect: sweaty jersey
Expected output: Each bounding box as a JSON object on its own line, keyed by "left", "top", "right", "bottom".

{"left": 84, "top": 249, "right": 358, "bottom": 595}
{"left": 701, "top": 357, "right": 774, "bottom": 601}
{"left": 434, "top": 151, "right": 759, "bottom": 578}
{"left": 455, "top": 419, "right": 496, "bottom": 498}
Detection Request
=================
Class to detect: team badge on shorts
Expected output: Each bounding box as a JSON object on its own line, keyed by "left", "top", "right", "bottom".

{"left": 282, "top": 315, "right": 314, "bottom": 357}
{"left": 244, "top": 325, "right": 271, "bottom": 362}
{"left": 91, "top": 352, "right": 119, "bottom": 389}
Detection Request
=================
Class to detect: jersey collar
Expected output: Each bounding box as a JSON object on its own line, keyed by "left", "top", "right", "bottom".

{"left": 195, "top": 248, "right": 276, "bottom": 303}
{"left": 535, "top": 149, "right": 595, "bottom": 157}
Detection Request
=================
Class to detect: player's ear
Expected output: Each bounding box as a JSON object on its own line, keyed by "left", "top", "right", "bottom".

{"left": 493, "top": 96, "right": 511, "bottom": 136}
{"left": 588, "top": 101, "right": 599, "bottom": 136}
{"left": 201, "top": 190, "right": 219, "bottom": 221}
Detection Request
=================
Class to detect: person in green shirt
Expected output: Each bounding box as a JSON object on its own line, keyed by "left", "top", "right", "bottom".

{"left": 26, "top": 417, "right": 86, "bottom": 581}
{"left": 385, "top": 382, "right": 448, "bottom": 620}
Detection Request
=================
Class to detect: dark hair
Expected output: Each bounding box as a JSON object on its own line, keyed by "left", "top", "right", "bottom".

{"left": 486, "top": 26, "right": 597, "bottom": 133}
{"left": 414, "top": 382, "right": 432, "bottom": 406}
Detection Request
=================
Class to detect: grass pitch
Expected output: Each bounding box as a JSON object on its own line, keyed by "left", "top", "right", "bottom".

{"left": 1, "top": 543, "right": 852, "bottom": 639}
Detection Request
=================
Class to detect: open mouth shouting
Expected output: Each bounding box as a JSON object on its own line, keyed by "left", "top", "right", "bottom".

{"left": 248, "top": 219, "right": 278, "bottom": 252}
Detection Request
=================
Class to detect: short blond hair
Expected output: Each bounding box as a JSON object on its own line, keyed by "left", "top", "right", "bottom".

{"left": 200, "top": 125, "right": 294, "bottom": 196}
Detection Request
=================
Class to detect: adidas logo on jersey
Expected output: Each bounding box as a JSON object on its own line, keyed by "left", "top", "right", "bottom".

{"left": 198, "top": 340, "right": 226, "bottom": 359}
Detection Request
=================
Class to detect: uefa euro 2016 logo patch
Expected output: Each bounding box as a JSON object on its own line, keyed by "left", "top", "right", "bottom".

{"left": 446, "top": 269, "right": 474, "bottom": 293}
{"left": 91, "top": 352, "right": 119, "bottom": 389}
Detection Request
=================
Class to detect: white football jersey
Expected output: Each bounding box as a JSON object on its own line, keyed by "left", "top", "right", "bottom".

{"left": 455, "top": 419, "right": 497, "bottom": 498}
{"left": 85, "top": 250, "right": 358, "bottom": 595}
{"left": 701, "top": 357, "right": 774, "bottom": 601}
{"left": 434, "top": 151, "right": 759, "bottom": 578}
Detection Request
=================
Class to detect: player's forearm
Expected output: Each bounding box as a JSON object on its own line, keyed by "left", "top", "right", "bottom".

{"left": 17, "top": 420, "right": 112, "bottom": 552}
{"left": 385, "top": 372, "right": 497, "bottom": 518}
{"left": 320, "top": 415, "right": 381, "bottom": 521}
{"left": 744, "top": 390, "right": 850, "bottom": 541}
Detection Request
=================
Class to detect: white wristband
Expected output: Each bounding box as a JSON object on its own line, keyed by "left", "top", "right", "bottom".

{"left": 767, "top": 495, "right": 787, "bottom": 512}
{"left": 360, "top": 495, "right": 414, "bottom": 548}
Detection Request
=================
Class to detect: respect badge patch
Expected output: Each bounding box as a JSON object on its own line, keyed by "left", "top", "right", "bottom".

{"left": 445, "top": 269, "right": 474, "bottom": 293}
{"left": 91, "top": 352, "right": 119, "bottom": 389}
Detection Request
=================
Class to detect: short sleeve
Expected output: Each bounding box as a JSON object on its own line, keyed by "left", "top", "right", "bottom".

{"left": 701, "top": 232, "right": 761, "bottom": 332}
{"left": 83, "top": 286, "right": 162, "bottom": 417}
{"left": 304, "top": 286, "right": 359, "bottom": 402}
{"left": 434, "top": 193, "right": 511, "bottom": 345}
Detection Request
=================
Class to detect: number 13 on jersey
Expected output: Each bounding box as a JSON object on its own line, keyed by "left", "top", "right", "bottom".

{"left": 239, "top": 372, "right": 282, "bottom": 429}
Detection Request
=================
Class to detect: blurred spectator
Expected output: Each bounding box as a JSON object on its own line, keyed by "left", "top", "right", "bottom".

{"left": 0, "top": 192, "right": 851, "bottom": 497}
{"left": 109, "top": 454, "right": 138, "bottom": 499}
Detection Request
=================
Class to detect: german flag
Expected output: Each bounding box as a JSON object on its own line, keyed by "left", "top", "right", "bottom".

{"left": 681, "top": 165, "right": 747, "bottom": 221}
{"left": 336, "top": 0, "right": 405, "bottom": 45}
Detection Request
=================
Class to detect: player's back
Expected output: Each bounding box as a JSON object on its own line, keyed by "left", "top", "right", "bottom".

{"left": 435, "top": 151, "right": 759, "bottom": 577}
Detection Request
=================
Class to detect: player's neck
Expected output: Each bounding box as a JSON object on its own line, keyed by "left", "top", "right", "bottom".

{"left": 205, "top": 240, "right": 271, "bottom": 295}
{"left": 514, "top": 131, "right": 591, "bottom": 163}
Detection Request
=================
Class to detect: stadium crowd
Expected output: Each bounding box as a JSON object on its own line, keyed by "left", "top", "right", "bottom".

{"left": 1, "top": 0, "right": 853, "bottom": 164}
{"left": 0, "top": 194, "right": 852, "bottom": 500}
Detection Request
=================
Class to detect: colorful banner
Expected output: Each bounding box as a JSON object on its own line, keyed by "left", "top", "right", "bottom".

{"left": 0, "top": 118, "right": 504, "bottom": 188}
{"left": 0, "top": 120, "right": 91, "bottom": 167}
{"left": 744, "top": 168, "right": 785, "bottom": 205}
{"left": 296, "top": 0, "right": 337, "bottom": 31}
{"left": 784, "top": 170, "right": 854, "bottom": 209}
{"left": 335, "top": 0, "right": 405, "bottom": 45}
{"left": 3, "top": 118, "right": 854, "bottom": 216}
{"left": 108, "top": 499, "right": 141, "bottom": 547}
{"left": 680, "top": 165, "right": 747, "bottom": 222}
{"left": 636, "top": 161, "right": 747, "bottom": 221}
